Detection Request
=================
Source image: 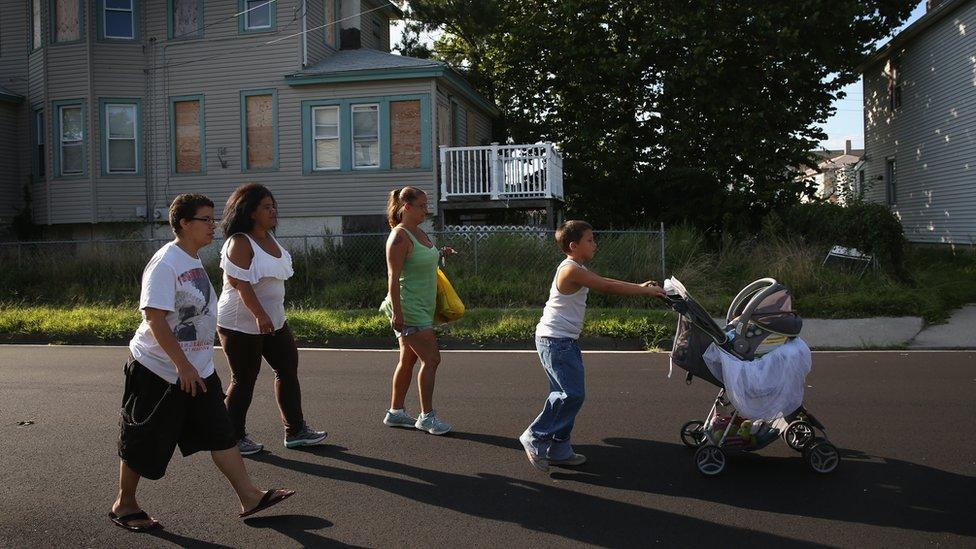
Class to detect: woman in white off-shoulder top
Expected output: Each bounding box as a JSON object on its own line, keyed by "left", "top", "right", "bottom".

{"left": 216, "top": 184, "right": 326, "bottom": 455}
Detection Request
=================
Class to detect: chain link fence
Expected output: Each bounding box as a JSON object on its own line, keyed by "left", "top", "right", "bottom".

{"left": 0, "top": 228, "right": 666, "bottom": 309}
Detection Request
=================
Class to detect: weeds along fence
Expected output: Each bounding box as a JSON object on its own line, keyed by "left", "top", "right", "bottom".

{"left": 0, "top": 228, "right": 667, "bottom": 309}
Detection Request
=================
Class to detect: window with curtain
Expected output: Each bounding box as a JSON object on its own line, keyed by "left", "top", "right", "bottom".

{"left": 313, "top": 106, "right": 339, "bottom": 170}
{"left": 106, "top": 103, "right": 137, "bottom": 173}
{"left": 59, "top": 106, "right": 84, "bottom": 175}
{"left": 352, "top": 104, "right": 379, "bottom": 168}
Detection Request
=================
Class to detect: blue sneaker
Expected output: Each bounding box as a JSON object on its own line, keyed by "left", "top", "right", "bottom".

{"left": 414, "top": 410, "right": 452, "bottom": 435}
{"left": 283, "top": 423, "right": 327, "bottom": 449}
{"left": 383, "top": 409, "right": 416, "bottom": 428}
{"left": 238, "top": 435, "right": 264, "bottom": 456}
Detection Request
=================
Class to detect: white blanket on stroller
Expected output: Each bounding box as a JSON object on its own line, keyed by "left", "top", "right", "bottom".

{"left": 703, "top": 337, "right": 811, "bottom": 421}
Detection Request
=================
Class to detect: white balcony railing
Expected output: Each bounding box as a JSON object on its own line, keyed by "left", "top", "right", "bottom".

{"left": 439, "top": 142, "right": 564, "bottom": 201}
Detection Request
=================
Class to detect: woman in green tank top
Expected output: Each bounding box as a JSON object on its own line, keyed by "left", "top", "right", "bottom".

{"left": 381, "top": 187, "right": 455, "bottom": 435}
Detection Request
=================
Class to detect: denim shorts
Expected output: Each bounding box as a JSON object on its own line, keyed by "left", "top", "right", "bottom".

{"left": 392, "top": 323, "right": 434, "bottom": 339}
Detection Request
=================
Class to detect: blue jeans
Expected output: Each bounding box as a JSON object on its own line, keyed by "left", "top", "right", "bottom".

{"left": 522, "top": 337, "right": 585, "bottom": 461}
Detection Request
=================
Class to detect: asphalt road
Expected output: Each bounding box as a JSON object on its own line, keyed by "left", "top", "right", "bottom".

{"left": 1, "top": 346, "right": 974, "bottom": 548}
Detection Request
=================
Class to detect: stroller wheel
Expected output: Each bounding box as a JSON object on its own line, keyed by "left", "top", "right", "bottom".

{"left": 680, "top": 421, "right": 707, "bottom": 448}
{"left": 804, "top": 439, "right": 840, "bottom": 474}
{"left": 784, "top": 420, "right": 815, "bottom": 451}
{"left": 694, "top": 444, "right": 727, "bottom": 477}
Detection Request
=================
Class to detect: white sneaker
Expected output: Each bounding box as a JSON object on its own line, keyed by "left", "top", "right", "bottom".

{"left": 383, "top": 409, "right": 417, "bottom": 428}
{"left": 415, "top": 410, "right": 452, "bottom": 435}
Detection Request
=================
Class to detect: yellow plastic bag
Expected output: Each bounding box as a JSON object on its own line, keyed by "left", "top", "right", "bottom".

{"left": 434, "top": 268, "right": 465, "bottom": 323}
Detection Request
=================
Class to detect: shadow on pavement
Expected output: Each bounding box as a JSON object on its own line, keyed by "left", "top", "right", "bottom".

{"left": 147, "top": 529, "right": 236, "bottom": 548}
{"left": 254, "top": 445, "right": 824, "bottom": 547}
{"left": 244, "top": 514, "right": 363, "bottom": 548}
{"left": 548, "top": 437, "right": 976, "bottom": 537}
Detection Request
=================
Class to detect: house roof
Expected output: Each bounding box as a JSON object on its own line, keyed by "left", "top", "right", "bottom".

{"left": 367, "top": 0, "right": 404, "bottom": 19}
{"left": 0, "top": 84, "right": 23, "bottom": 103}
{"left": 858, "top": 0, "right": 972, "bottom": 71}
{"left": 285, "top": 49, "right": 500, "bottom": 117}
{"left": 295, "top": 48, "right": 444, "bottom": 74}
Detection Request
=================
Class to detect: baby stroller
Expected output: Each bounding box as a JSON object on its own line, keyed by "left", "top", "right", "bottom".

{"left": 662, "top": 277, "right": 839, "bottom": 476}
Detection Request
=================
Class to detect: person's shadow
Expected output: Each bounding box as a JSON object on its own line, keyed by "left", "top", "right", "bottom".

{"left": 255, "top": 444, "right": 824, "bottom": 547}
{"left": 245, "top": 514, "right": 366, "bottom": 548}
{"left": 547, "top": 437, "right": 976, "bottom": 537}
{"left": 148, "top": 529, "right": 236, "bottom": 548}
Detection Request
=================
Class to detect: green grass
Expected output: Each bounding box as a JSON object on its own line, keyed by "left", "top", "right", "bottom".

{"left": 0, "top": 307, "right": 675, "bottom": 349}
{"left": 2, "top": 229, "right": 975, "bottom": 333}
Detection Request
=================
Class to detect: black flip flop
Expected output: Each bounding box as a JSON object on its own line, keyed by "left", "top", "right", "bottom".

{"left": 238, "top": 489, "right": 296, "bottom": 518}
{"left": 109, "top": 510, "right": 162, "bottom": 532}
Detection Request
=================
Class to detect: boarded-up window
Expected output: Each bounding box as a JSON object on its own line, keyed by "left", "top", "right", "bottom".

{"left": 174, "top": 100, "right": 201, "bottom": 173}
{"left": 172, "top": 0, "right": 200, "bottom": 37}
{"left": 437, "top": 104, "right": 451, "bottom": 147}
{"left": 245, "top": 94, "right": 274, "bottom": 170}
{"left": 390, "top": 100, "right": 421, "bottom": 169}
{"left": 55, "top": 0, "right": 80, "bottom": 42}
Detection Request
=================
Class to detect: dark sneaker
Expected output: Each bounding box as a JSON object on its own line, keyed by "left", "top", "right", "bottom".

{"left": 549, "top": 453, "right": 587, "bottom": 466}
{"left": 239, "top": 436, "right": 264, "bottom": 456}
{"left": 284, "top": 424, "right": 328, "bottom": 449}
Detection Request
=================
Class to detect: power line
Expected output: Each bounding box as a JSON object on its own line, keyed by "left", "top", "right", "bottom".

{"left": 148, "top": 3, "right": 390, "bottom": 73}
{"left": 168, "top": 0, "right": 279, "bottom": 42}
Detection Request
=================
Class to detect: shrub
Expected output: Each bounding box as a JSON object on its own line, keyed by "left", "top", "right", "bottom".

{"left": 780, "top": 201, "right": 907, "bottom": 275}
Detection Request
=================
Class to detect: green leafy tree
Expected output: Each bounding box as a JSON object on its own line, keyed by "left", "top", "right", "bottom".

{"left": 398, "top": 0, "right": 915, "bottom": 231}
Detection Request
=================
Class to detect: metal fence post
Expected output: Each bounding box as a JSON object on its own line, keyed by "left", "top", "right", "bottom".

{"left": 303, "top": 236, "right": 310, "bottom": 288}
{"left": 474, "top": 234, "right": 480, "bottom": 276}
{"left": 659, "top": 222, "right": 667, "bottom": 279}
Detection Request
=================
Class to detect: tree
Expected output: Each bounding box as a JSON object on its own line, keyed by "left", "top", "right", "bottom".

{"left": 398, "top": 0, "right": 916, "bottom": 231}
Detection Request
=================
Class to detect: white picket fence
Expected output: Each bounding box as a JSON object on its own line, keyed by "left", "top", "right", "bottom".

{"left": 439, "top": 143, "right": 564, "bottom": 201}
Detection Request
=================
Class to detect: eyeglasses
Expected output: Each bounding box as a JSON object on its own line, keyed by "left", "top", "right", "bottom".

{"left": 189, "top": 216, "right": 219, "bottom": 225}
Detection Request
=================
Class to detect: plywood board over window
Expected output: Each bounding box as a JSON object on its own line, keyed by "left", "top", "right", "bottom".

{"left": 173, "top": 0, "right": 199, "bottom": 37}
{"left": 174, "top": 101, "right": 201, "bottom": 173}
{"left": 55, "top": 0, "right": 80, "bottom": 42}
{"left": 246, "top": 95, "right": 273, "bottom": 169}
{"left": 391, "top": 100, "right": 421, "bottom": 169}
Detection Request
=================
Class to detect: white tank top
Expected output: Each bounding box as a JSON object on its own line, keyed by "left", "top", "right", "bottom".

{"left": 217, "top": 233, "right": 294, "bottom": 334}
{"left": 535, "top": 258, "right": 589, "bottom": 340}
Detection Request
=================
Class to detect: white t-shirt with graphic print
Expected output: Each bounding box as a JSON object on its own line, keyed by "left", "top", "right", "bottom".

{"left": 129, "top": 242, "right": 218, "bottom": 384}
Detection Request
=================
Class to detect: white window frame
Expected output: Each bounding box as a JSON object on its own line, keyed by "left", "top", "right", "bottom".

{"left": 59, "top": 106, "right": 84, "bottom": 176}
{"left": 104, "top": 0, "right": 135, "bottom": 39}
{"left": 352, "top": 103, "right": 380, "bottom": 169}
{"left": 105, "top": 103, "right": 138, "bottom": 174}
{"left": 312, "top": 105, "right": 340, "bottom": 171}
{"left": 245, "top": 0, "right": 273, "bottom": 30}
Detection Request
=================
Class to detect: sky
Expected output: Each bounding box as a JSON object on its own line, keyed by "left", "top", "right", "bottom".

{"left": 819, "top": 1, "right": 928, "bottom": 151}
{"left": 391, "top": 2, "right": 930, "bottom": 152}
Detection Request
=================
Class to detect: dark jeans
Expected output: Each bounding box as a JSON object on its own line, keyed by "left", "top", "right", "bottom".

{"left": 217, "top": 323, "right": 305, "bottom": 438}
